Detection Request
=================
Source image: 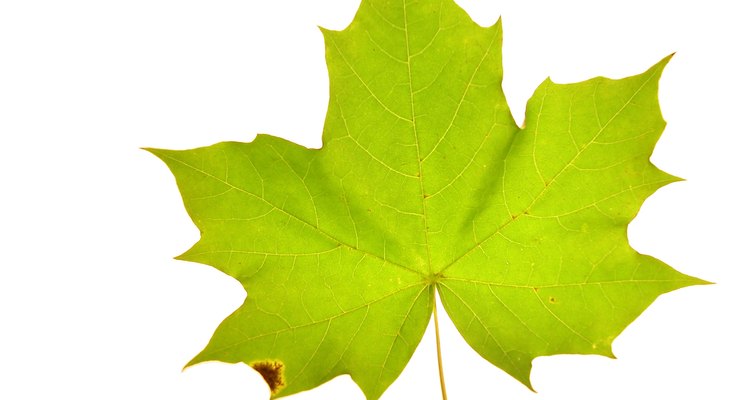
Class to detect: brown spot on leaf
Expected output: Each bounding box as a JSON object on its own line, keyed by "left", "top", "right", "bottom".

{"left": 548, "top": 296, "right": 556, "bottom": 304}
{"left": 252, "top": 360, "right": 285, "bottom": 395}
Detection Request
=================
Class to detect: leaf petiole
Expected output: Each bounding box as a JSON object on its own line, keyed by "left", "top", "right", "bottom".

{"left": 433, "top": 289, "right": 448, "bottom": 400}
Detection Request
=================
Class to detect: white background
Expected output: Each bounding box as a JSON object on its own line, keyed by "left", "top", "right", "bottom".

{"left": 1, "top": 0, "right": 746, "bottom": 399}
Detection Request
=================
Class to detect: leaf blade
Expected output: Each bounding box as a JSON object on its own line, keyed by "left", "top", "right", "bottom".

{"left": 148, "top": 1, "right": 708, "bottom": 398}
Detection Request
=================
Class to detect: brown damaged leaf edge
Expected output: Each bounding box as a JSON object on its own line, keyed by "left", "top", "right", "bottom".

{"left": 252, "top": 360, "right": 286, "bottom": 395}
{"left": 147, "top": 0, "right": 709, "bottom": 398}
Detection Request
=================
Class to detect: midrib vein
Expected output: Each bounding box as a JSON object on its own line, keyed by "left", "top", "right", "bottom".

{"left": 198, "top": 282, "right": 426, "bottom": 356}
{"left": 155, "top": 151, "right": 421, "bottom": 277}
{"left": 437, "top": 68, "right": 662, "bottom": 275}
{"left": 402, "top": 0, "right": 434, "bottom": 275}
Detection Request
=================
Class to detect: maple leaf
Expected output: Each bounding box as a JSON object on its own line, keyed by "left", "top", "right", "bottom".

{"left": 147, "top": 0, "right": 707, "bottom": 398}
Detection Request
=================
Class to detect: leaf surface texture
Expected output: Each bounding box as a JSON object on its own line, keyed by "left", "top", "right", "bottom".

{"left": 148, "top": 0, "right": 706, "bottom": 398}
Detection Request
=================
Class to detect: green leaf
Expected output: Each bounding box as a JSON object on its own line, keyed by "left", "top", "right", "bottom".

{"left": 147, "top": 0, "right": 707, "bottom": 398}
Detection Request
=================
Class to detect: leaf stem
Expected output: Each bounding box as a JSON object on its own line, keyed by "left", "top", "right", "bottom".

{"left": 433, "top": 290, "right": 448, "bottom": 400}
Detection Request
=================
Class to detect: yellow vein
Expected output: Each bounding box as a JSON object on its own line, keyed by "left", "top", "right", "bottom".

{"left": 421, "top": 22, "right": 501, "bottom": 163}
{"left": 336, "top": 100, "right": 418, "bottom": 178}
{"left": 154, "top": 151, "right": 421, "bottom": 276}
{"left": 199, "top": 282, "right": 425, "bottom": 357}
{"left": 438, "top": 68, "right": 662, "bottom": 274}
{"left": 329, "top": 37, "right": 412, "bottom": 123}
{"left": 402, "top": 0, "right": 434, "bottom": 273}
